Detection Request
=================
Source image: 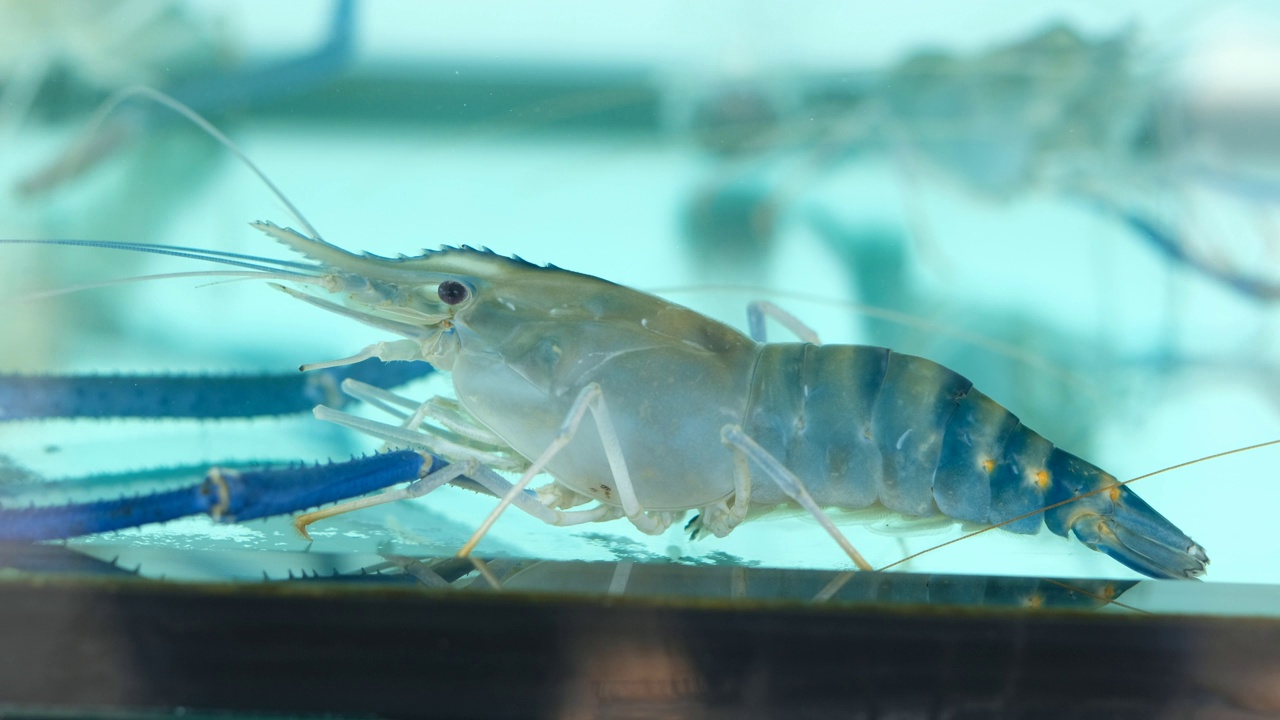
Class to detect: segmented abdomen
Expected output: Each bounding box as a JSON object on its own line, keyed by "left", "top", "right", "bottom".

{"left": 742, "top": 344, "right": 1080, "bottom": 535}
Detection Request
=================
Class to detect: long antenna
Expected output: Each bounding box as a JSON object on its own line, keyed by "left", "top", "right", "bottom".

{"left": 65, "top": 84, "right": 325, "bottom": 243}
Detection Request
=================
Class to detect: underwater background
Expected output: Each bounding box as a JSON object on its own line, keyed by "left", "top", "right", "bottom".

{"left": 1, "top": 0, "right": 1278, "bottom": 607}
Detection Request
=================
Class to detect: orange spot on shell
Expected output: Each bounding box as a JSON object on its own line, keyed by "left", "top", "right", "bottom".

{"left": 982, "top": 458, "right": 996, "bottom": 474}
{"left": 1034, "top": 470, "right": 1050, "bottom": 490}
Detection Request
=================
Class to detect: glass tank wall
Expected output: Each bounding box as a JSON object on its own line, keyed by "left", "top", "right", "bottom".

{"left": 1, "top": 0, "right": 1279, "bottom": 609}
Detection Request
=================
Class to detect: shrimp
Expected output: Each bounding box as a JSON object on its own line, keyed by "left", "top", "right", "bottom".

{"left": 172, "top": 217, "right": 1203, "bottom": 580}
{"left": 3, "top": 88, "right": 1258, "bottom": 582}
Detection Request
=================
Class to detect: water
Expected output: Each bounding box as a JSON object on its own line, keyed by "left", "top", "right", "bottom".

{"left": 2, "top": 0, "right": 1279, "bottom": 600}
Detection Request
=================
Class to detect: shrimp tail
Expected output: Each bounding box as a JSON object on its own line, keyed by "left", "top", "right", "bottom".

{"left": 1044, "top": 452, "right": 1208, "bottom": 580}
{"left": 932, "top": 381, "right": 1205, "bottom": 579}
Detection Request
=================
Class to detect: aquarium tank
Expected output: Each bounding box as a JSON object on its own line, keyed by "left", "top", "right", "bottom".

{"left": 1, "top": 1, "right": 1278, "bottom": 717}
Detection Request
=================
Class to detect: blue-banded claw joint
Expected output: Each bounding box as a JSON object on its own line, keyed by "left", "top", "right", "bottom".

{"left": 205, "top": 467, "right": 234, "bottom": 521}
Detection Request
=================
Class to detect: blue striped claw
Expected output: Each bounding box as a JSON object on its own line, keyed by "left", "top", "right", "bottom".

{"left": 208, "top": 450, "right": 436, "bottom": 522}
{"left": 0, "top": 358, "right": 433, "bottom": 422}
{"left": 0, "top": 485, "right": 219, "bottom": 542}
{"left": 0, "top": 450, "right": 434, "bottom": 541}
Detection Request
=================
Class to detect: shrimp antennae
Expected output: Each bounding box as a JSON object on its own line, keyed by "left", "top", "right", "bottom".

{"left": 18, "top": 271, "right": 319, "bottom": 303}
{"left": 0, "top": 238, "right": 321, "bottom": 274}
{"left": 49, "top": 84, "right": 325, "bottom": 243}
{"left": 0, "top": 238, "right": 329, "bottom": 303}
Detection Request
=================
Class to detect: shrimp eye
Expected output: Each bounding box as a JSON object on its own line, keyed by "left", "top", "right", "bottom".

{"left": 437, "top": 280, "right": 469, "bottom": 305}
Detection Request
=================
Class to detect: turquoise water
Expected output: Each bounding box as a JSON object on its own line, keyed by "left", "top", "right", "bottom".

{"left": 2, "top": 1, "right": 1279, "bottom": 601}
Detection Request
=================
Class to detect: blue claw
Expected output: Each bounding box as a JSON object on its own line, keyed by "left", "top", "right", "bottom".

{"left": 214, "top": 449, "right": 440, "bottom": 522}
{"left": 0, "top": 450, "right": 434, "bottom": 541}
{"left": 0, "top": 358, "right": 433, "bottom": 421}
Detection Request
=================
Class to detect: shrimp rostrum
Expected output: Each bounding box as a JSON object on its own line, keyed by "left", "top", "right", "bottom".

{"left": 191, "top": 220, "right": 1206, "bottom": 580}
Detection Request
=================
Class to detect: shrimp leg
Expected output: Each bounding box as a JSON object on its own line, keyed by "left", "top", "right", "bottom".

{"left": 290, "top": 445, "right": 620, "bottom": 539}
{"left": 314, "top": 404, "right": 528, "bottom": 472}
{"left": 337, "top": 379, "right": 511, "bottom": 449}
{"left": 720, "top": 424, "right": 874, "bottom": 571}
{"left": 293, "top": 459, "right": 479, "bottom": 538}
{"left": 458, "top": 382, "right": 681, "bottom": 556}
{"left": 747, "top": 300, "right": 821, "bottom": 343}
{"left": 304, "top": 383, "right": 661, "bottom": 548}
